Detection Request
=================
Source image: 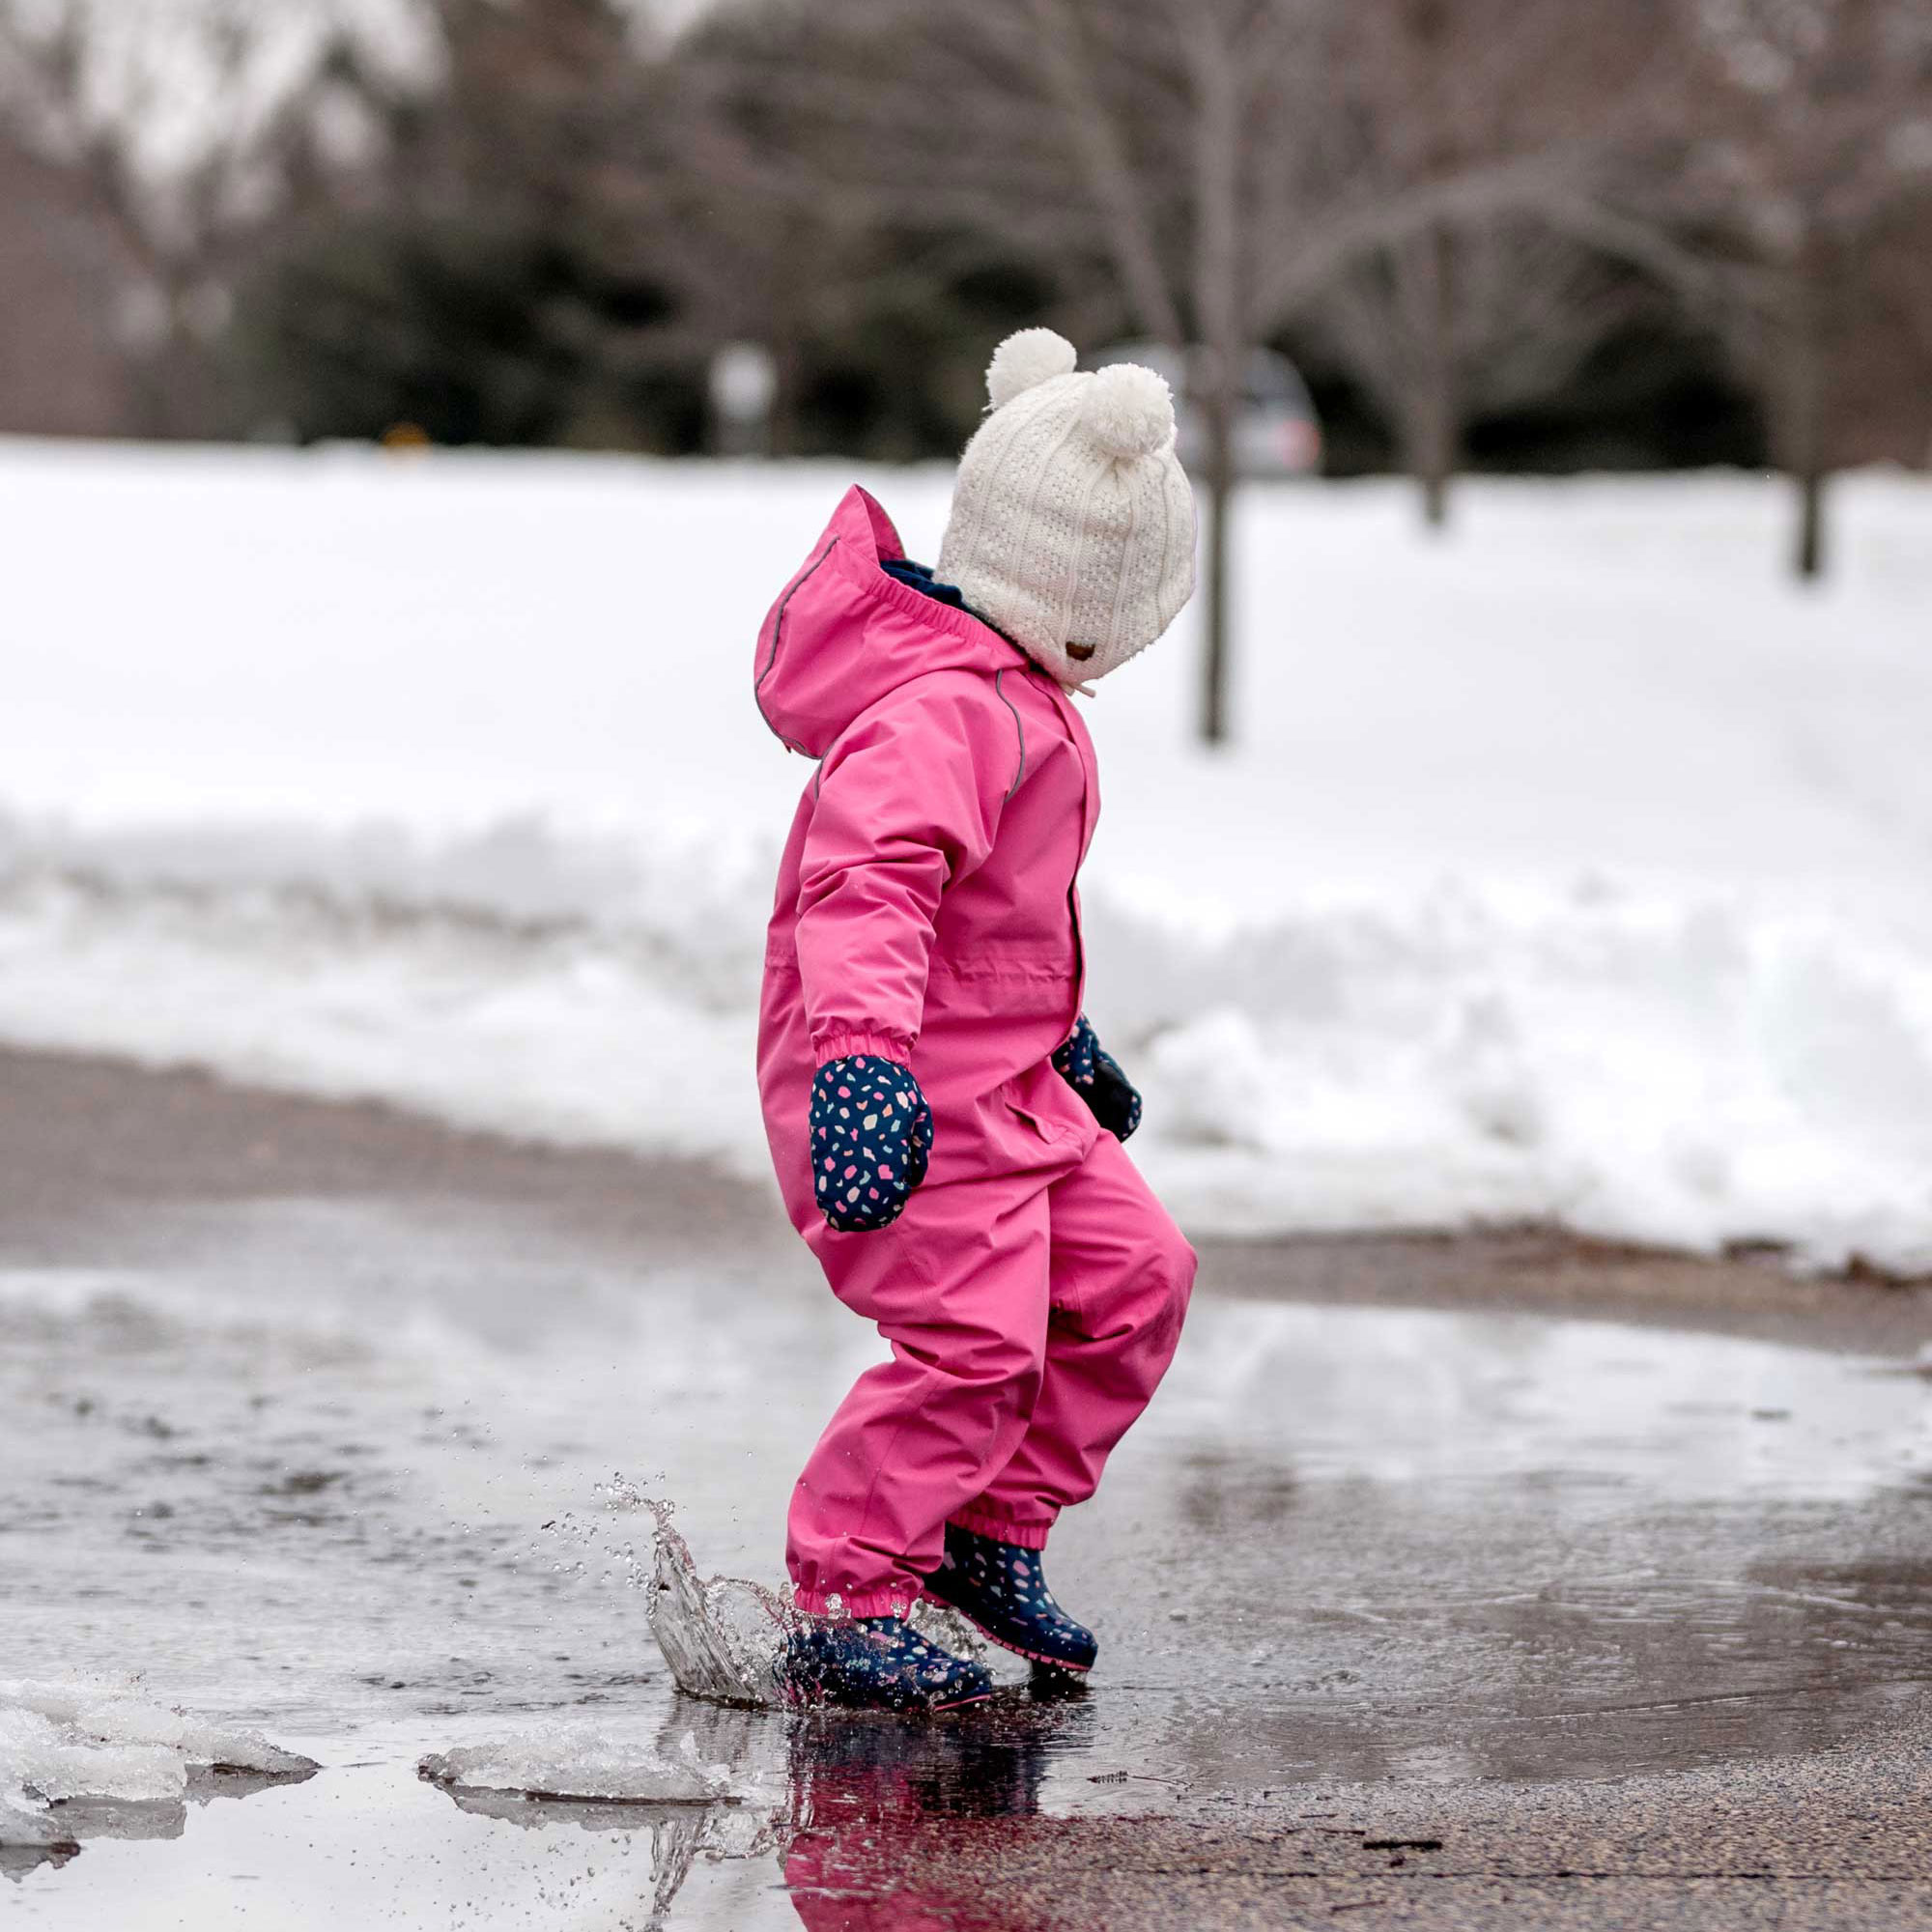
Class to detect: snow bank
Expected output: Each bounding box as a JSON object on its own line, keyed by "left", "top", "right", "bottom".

{"left": 1108, "top": 884, "right": 1932, "bottom": 1269}
{"left": 0, "top": 812, "right": 762, "bottom": 1169}
{"left": 419, "top": 1728, "right": 741, "bottom": 1804}
{"left": 0, "top": 1681, "right": 315, "bottom": 1846}
{"left": 3, "top": 442, "right": 1931, "bottom": 1271}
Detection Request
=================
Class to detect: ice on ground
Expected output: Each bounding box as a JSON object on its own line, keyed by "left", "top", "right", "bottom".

{"left": 0, "top": 1680, "right": 317, "bottom": 1848}
{"left": 419, "top": 1728, "right": 742, "bottom": 1804}
{"left": 3, "top": 444, "right": 1931, "bottom": 1270}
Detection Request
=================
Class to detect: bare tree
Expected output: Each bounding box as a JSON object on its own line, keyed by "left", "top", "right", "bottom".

{"left": 0, "top": 128, "right": 137, "bottom": 431}
{"left": 631, "top": 10, "right": 887, "bottom": 454}
{"left": 1860, "top": 194, "right": 1932, "bottom": 466}
{"left": 1298, "top": 1, "right": 1685, "bottom": 527}
{"left": 688, "top": 0, "right": 1663, "bottom": 744}
{"left": 0, "top": 0, "right": 437, "bottom": 433}
{"left": 1671, "top": 0, "right": 1932, "bottom": 576}
{"left": 1312, "top": 221, "right": 1656, "bottom": 525}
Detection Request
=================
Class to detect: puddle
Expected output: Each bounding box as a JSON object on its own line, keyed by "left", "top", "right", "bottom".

{"left": 11, "top": 1703, "right": 1112, "bottom": 1931}
{"left": 0, "top": 1197, "right": 1928, "bottom": 1924}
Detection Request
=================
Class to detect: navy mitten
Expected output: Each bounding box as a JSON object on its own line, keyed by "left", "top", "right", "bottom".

{"left": 810, "top": 1055, "right": 933, "bottom": 1233}
{"left": 1052, "top": 1015, "right": 1142, "bottom": 1142}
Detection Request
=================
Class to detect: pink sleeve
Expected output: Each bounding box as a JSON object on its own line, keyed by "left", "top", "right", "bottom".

{"left": 795, "top": 672, "right": 1019, "bottom": 1065}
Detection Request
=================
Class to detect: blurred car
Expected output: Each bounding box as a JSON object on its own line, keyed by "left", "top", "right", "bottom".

{"left": 1091, "top": 341, "right": 1323, "bottom": 478}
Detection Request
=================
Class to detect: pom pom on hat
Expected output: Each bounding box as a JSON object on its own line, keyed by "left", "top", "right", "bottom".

{"left": 1080, "top": 361, "right": 1177, "bottom": 460}
{"left": 986, "top": 327, "right": 1078, "bottom": 409}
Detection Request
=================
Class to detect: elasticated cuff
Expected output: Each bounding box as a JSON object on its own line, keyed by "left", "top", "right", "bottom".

{"left": 791, "top": 1582, "right": 923, "bottom": 1619}
{"left": 811, "top": 1029, "right": 913, "bottom": 1068}
{"left": 950, "top": 1508, "right": 1053, "bottom": 1551}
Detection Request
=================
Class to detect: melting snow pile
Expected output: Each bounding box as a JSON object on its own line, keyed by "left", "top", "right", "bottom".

{"left": 3, "top": 444, "right": 1931, "bottom": 1272}
{"left": 419, "top": 1728, "right": 741, "bottom": 1804}
{"left": 0, "top": 1680, "right": 316, "bottom": 1846}
{"left": 1114, "top": 887, "right": 1932, "bottom": 1268}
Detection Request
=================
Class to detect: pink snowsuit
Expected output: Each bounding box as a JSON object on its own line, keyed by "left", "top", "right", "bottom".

{"left": 755, "top": 486, "right": 1197, "bottom": 1617}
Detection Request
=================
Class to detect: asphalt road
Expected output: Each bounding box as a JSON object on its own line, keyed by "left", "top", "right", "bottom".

{"left": 2, "top": 1048, "right": 1928, "bottom": 1931}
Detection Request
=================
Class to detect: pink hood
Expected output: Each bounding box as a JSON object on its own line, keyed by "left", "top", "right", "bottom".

{"left": 753, "top": 486, "right": 1021, "bottom": 758}
{"left": 754, "top": 484, "right": 1105, "bottom": 1211}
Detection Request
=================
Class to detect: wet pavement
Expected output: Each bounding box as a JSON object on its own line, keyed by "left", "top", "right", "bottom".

{"left": 1, "top": 1052, "right": 1929, "bottom": 1928}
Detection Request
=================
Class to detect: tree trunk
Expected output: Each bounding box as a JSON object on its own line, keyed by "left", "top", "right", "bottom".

{"left": 1200, "top": 356, "right": 1236, "bottom": 747}
{"left": 1782, "top": 242, "right": 1830, "bottom": 582}
{"left": 1411, "top": 223, "right": 1458, "bottom": 531}
{"left": 1183, "top": 7, "right": 1241, "bottom": 748}
{"left": 1410, "top": 398, "right": 1456, "bottom": 531}
{"left": 1794, "top": 466, "right": 1826, "bottom": 582}
{"left": 1420, "top": 467, "right": 1450, "bottom": 529}
{"left": 767, "top": 328, "right": 802, "bottom": 460}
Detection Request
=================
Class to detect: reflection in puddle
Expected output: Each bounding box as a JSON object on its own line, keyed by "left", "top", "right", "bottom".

{"left": 414, "top": 1693, "right": 1095, "bottom": 1929}
{"left": 781, "top": 1704, "right": 1084, "bottom": 1931}
{"left": 2, "top": 1762, "right": 323, "bottom": 1886}
{"left": 434, "top": 1776, "right": 779, "bottom": 1930}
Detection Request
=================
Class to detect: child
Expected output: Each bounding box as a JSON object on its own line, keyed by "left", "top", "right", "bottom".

{"left": 753, "top": 328, "right": 1199, "bottom": 1711}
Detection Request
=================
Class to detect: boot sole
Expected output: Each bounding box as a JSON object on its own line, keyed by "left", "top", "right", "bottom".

{"left": 929, "top": 1686, "right": 996, "bottom": 1712}
{"left": 777, "top": 1675, "right": 997, "bottom": 1714}
{"left": 939, "top": 1601, "right": 1094, "bottom": 1675}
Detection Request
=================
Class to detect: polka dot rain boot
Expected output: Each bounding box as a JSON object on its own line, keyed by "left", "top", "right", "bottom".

{"left": 780, "top": 1616, "right": 994, "bottom": 1714}
{"left": 923, "top": 1523, "right": 1098, "bottom": 1675}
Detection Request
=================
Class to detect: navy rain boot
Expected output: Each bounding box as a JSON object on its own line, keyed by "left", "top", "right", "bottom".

{"left": 780, "top": 1616, "right": 994, "bottom": 1714}
{"left": 923, "top": 1523, "right": 1098, "bottom": 1674}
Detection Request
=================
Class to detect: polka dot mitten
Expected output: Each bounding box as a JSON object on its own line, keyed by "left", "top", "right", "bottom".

{"left": 780, "top": 1616, "right": 993, "bottom": 1713}
{"left": 1052, "top": 1015, "right": 1143, "bottom": 1143}
{"left": 923, "top": 1522, "right": 1098, "bottom": 1674}
{"left": 809, "top": 1055, "right": 934, "bottom": 1233}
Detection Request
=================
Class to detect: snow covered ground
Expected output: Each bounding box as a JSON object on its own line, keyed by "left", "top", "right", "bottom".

{"left": 3, "top": 440, "right": 1931, "bottom": 1271}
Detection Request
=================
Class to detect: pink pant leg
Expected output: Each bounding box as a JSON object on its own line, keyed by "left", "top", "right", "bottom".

{"left": 956, "top": 1132, "right": 1196, "bottom": 1546}
{"left": 786, "top": 1170, "right": 1052, "bottom": 1615}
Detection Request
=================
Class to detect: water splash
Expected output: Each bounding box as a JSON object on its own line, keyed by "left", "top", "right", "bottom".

{"left": 588, "top": 1476, "right": 998, "bottom": 1709}
{"left": 570, "top": 1476, "right": 790, "bottom": 1709}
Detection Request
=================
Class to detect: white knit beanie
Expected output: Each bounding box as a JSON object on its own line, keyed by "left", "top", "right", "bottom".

{"left": 937, "top": 328, "right": 1196, "bottom": 686}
